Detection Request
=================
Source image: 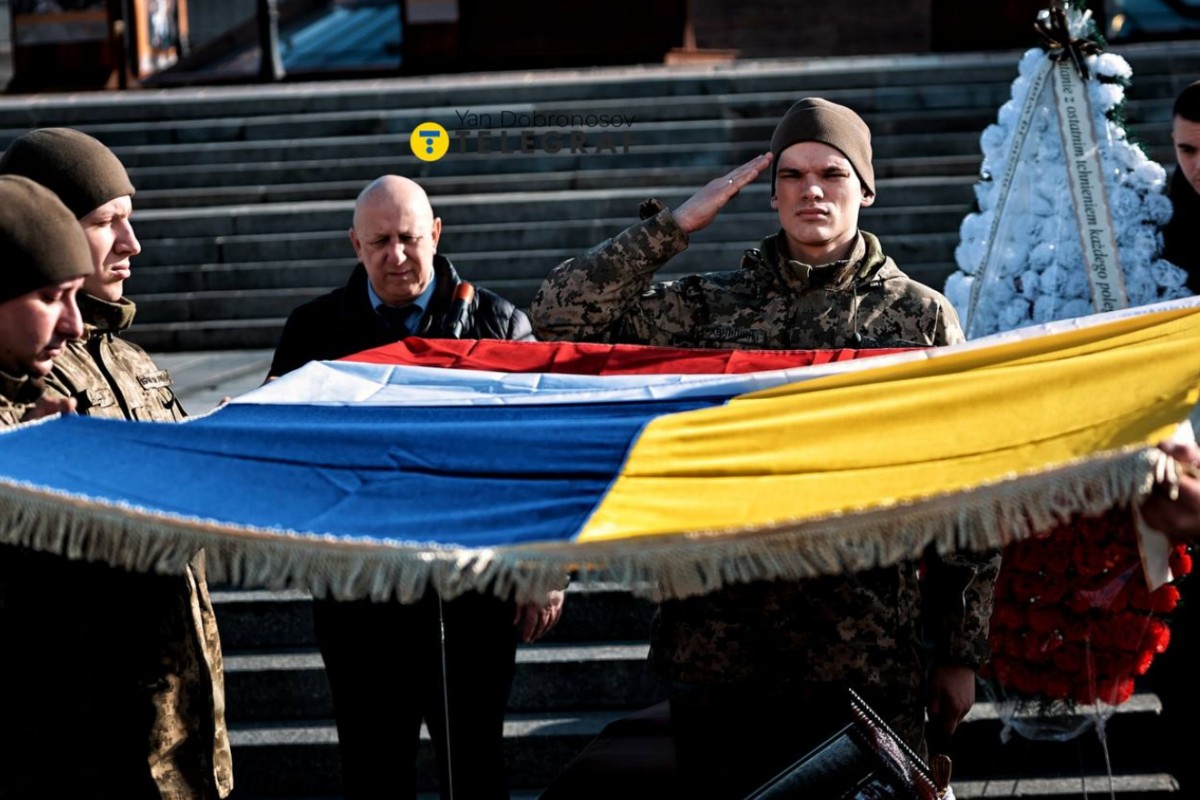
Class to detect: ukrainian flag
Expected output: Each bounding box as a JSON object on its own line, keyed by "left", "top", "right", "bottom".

{"left": 0, "top": 296, "right": 1197, "bottom": 603}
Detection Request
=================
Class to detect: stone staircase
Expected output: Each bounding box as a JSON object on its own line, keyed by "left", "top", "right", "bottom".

{"left": 0, "top": 40, "right": 1194, "bottom": 353}
{"left": 215, "top": 583, "right": 661, "bottom": 799}
{"left": 214, "top": 582, "right": 1181, "bottom": 800}
{"left": 2, "top": 41, "right": 1196, "bottom": 798}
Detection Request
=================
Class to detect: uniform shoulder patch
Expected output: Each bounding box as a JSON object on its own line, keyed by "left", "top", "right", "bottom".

{"left": 138, "top": 370, "right": 173, "bottom": 390}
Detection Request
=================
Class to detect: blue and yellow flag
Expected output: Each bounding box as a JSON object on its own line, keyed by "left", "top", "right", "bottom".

{"left": 0, "top": 297, "right": 1198, "bottom": 602}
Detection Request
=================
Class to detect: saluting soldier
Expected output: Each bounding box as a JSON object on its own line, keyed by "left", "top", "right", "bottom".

{"left": 533, "top": 98, "right": 998, "bottom": 798}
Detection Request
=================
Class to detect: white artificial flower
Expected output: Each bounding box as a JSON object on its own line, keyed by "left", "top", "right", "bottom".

{"left": 998, "top": 99, "right": 1019, "bottom": 129}
{"left": 1090, "top": 82, "right": 1124, "bottom": 111}
{"left": 974, "top": 181, "right": 995, "bottom": 212}
{"left": 981, "top": 124, "right": 1007, "bottom": 154}
{"left": 1017, "top": 48, "right": 1045, "bottom": 77}
{"left": 1059, "top": 298, "right": 1094, "bottom": 319}
{"left": 1030, "top": 241, "right": 1058, "bottom": 269}
{"left": 1093, "top": 52, "right": 1133, "bottom": 81}
{"left": 1033, "top": 293, "right": 1063, "bottom": 323}
{"left": 1132, "top": 160, "right": 1166, "bottom": 188}
{"left": 954, "top": 241, "right": 978, "bottom": 274}
{"left": 1061, "top": 265, "right": 1089, "bottom": 298}
{"left": 1017, "top": 270, "right": 1040, "bottom": 298}
{"left": 1125, "top": 267, "right": 1154, "bottom": 303}
{"left": 999, "top": 297, "right": 1031, "bottom": 330}
{"left": 1151, "top": 259, "right": 1189, "bottom": 290}
{"left": 1146, "top": 192, "right": 1173, "bottom": 226}
{"left": 1112, "top": 186, "right": 1141, "bottom": 220}
{"left": 945, "top": 272, "right": 972, "bottom": 314}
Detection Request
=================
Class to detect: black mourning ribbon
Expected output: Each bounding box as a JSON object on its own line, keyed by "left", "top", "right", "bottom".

{"left": 1034, "top": 2, "right": 1102, "bottom": 80}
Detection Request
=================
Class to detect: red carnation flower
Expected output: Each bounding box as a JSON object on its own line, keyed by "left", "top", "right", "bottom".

{"left": 1093, "top": 677, "right": 1136, "bottom": 706}
{"left": 1072, "top": 682, "right": 1099, "bottom": 706}
{"left": 1052, "top": 644, "right": 1086, "bottom": 674}
{"left": 1149, "top": 584, "right": 1181, "bottom": 614}
{"left": 1003, "top": 540, "right": 1044, "bottom": 572}
{"left": 1147, "top": 618, "right": 1171, "bottom": 653}
{"left": 1169, "top": 547, "right": 1193, "bottom": 578}
{"left": 1028, "top": 606, "right": 1068, "bottom": 637}
{"left": 1009, "top": 571, "right": 1049, "bottom": 604}
{"left": 1011, "top": 664, "right": 1042, "bottom": 696}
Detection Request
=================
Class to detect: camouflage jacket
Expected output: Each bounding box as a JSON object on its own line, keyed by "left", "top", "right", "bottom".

{"left": 44, "top": 294, "right": 185, "bottom": 421}
{"left": 532, "top": 209, "right": 999, "bottom": 695}
{"left": 0, "top": 368, "right": 42, "bottom": 425}
{"left": 532, "top": 208, "right": 962, "bottom": 349}
{"left": 16, "top": 293, "right": 233, "bottom": 799}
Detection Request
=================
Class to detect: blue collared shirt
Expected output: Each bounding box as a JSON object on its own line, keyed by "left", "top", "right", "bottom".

{"left": 368, "top": 273, "right": 437, "bottom": 336}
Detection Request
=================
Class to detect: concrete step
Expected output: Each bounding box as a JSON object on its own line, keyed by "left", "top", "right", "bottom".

{"left": 955, "top": 775, "right": 1177, "bottom": 799}
{"left": 154, "top": 349, "right": 274, "bottom": 413}
{"left": 0, "top": 85, "right": 1023, "bottom": 150}
{"left": 128, "top": 178, "right": 976, "bottom": 242}
{"left": 122, "top": 144, "right": 756, "bottom": 193}
{"left": 131, "top": 168, "right": 728, "bottom": 211}
{"left": 128, "top": 206, "right": 966, "bottom": 274}
{"left": 109, "top": 121, "right": 990, "bottom": 170}
{"left": 0, "top": 54, "right": 1037, "bottom": 128}
{"left": 223, "top": 642, "right": 663, "bottom": 721}
{"left": 227, "top": 710, "right": 622, "bottom": 797}
{"left": 0, "top": 65, "right": 1188, "bottom": 163}
{"left": 118, "top": 134, "right": 993, "bottom": 194}
{"left": 221, "top": 694, "right": 1172, "bottom": 798}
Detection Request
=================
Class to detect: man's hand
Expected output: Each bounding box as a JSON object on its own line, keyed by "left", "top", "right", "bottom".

{"left": 926, "top": 664, "right": 976, "bottom": 737}
{"left": 20, "top": 394, "right": 76, "bottom": 422}
{"left": 514, "top": 589, "right": 565, "bottom": 643}
{"left": 672, "top": 153, "right": 773, "bottom": 235}
{"left": 1141, "top": 441, "right": 1200, "bottom": 543}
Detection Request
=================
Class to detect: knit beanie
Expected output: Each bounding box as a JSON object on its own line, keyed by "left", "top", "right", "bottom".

{"left": 0, "top": 174, "right": 93, "bottom": 304}
{"left": 0, "top": 127, "right": 135, "bottom": 219}
{"left": 770, "top": 98, "right": 875, "bottom": 197}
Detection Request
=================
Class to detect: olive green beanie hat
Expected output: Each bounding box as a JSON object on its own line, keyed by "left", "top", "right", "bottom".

{"left": 0, "top": 174, "right": 93, "bottom": 304}
{"left": 0, "top": 127, "right": 135, "bottom": 219}
{"left": 770, "top": 98, "right": 875, "bottom": 197}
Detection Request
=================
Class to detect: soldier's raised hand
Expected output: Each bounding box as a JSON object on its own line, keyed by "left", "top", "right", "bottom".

{"left": 673, "top": 152, "right": 773, "bottom": 235}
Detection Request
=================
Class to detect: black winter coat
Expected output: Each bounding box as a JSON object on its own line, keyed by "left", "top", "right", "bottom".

{"left": 269, "top": 255, "right": 534, "bottom": 377}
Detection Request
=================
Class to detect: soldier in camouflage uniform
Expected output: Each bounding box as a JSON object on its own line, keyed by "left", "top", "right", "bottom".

{"left": 0, "top": 129, "right": 232, "bottom": 799}
{"left": 533, "top": 99, "right": 999, "bottom": 798}
{"left": 0, "top": 174, "right": 89, "bottom": 421}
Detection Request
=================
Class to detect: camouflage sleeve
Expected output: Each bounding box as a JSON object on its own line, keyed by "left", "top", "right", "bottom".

{"left": 530, "top": 209, "right": 693, "bottom": 343}
{"left": 935, "top": 296, "right": 965, "bottom": 346}
{"left": 922, "top": 547, "right": 1001, "bottom": 668}
{"left": 0, "top": 401, "right": 25, "bottom": 427}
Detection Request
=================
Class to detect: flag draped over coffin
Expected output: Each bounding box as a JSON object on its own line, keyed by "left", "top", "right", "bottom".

{"left": 1, "top": 297, "right": 1199, "bottom": 603}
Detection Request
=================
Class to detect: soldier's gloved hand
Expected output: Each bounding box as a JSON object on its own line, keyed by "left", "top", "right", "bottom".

{"left": 673, "top": 153, "right": 773, "bottom": 235}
